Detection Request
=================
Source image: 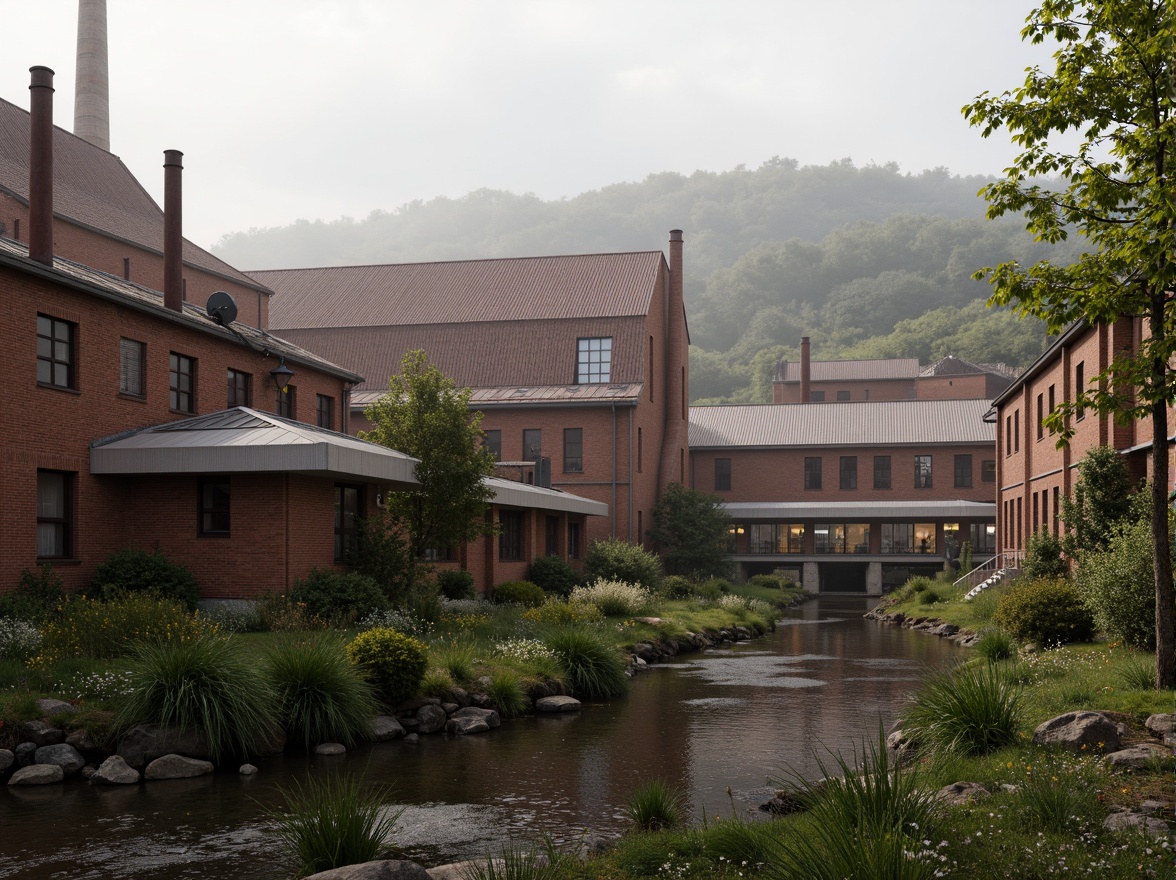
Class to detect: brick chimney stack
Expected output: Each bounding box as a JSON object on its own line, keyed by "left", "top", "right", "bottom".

{"left": 74, "top": 0, "right": 111, "bottom": 151}
{"left": 658, "top": 230, "right": 689, "bottom": 495}
{"left": 800, "top": 336, "right": 811, "bottom": 402}
{"left": 163, "top": 150, "right": 183, "bottom": 312}
{"left": 28, "top": 66, "right": 55, "bottom": 266}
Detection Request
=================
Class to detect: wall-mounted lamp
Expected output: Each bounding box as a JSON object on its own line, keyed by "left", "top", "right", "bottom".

{"left": 728, "top": 525, "right": 745, "bottom": 535}
{"left": 270, "top": 357, "right": 295, "bottom": 393}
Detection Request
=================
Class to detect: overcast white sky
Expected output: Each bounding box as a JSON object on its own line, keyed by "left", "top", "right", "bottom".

{"left": 2, "top": 1, "right": 1056, "bottom": 248}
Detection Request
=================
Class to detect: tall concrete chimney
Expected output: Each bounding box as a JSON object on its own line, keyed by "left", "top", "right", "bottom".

{"left": 658, "top": 229, "right": 689, "bottom": 496}
{"left": 28, "top": 67, "right": 55, "bottom": 266}
{"left": 163, "top": 150, "right": 183, "bottom": 312}
{"left": 800, "top": 336, "right": 811, "bottom": 402}
{"left": 74, "top": 0, "right": 110, "bottom": 151}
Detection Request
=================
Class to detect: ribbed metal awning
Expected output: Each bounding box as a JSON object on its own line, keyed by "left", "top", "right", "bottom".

{"left": 487, "top": 478, "right": 609, "bottom": 517}
{"left": 723, "top": 500, "right": 996, "bottom": 520}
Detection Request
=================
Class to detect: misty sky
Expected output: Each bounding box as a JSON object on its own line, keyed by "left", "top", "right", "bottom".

{"left": 2, "top": 1, "right": 1057, "bottom": 249}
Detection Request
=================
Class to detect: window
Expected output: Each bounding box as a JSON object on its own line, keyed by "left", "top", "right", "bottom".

{"left": 334, "top": 484, "right": 362, "bottom": 561}
{"left": 563, "top": 428, "right": 583, "bottom": 473}
{"left": 119, "top": 338, "right": 145, "bottom": 397}
{"left": 839, "top": 456, "right": 857, "bottom": 490}
{"left": 836, "top": 390, "right": 850, "bottom": 401}
{"left": 568, "top": 522, "right": 581, "bottom": 559}
{"left": 37, "top": 314, "right": 75, "bottom": 389}
{"left": 881, "top": 523, "right": 914, "bottom": 554}
{"left": 637, "top": 427, "right": 643, "bottom": 472}
{"left": 1053, "top": 486, "right": 1060, "bottom": 535}
{"left": 970, "top": 522, "right": 996, "bottom": 554}
{"left": 874, "top": 455, "right": 891, "bottom": 490}
{"left": 484, "top": 429, "right": 502, "bottom": 461}
{"left": 981, "top": 459, "right": 996, "bottom": 482}
{"left": 423, "top": 546, "right": 453, "bottom": 562}
{"left": 812, "top": 523, "right": 870, "bottom": 554}
{"left": 1075, "top": 362, "right": 1085, "bottom": 420}
{"left": 576, "top": 337, "right": 612, "bottom": 383}
{"left": 954, "top": 454, "right": 972, "bottom": 488}
{"left": 277, "top": 384, "right": 296, "bottom": 419}
{"left": 36, "top": 470, "right": 72, "bottom": 558}
{"left": 198, "top": 477, "right": 230, "bottom": 535}
{"left": 227, "top": 369, "right": 251, "bottom": 407}
{"left": 523, "top": 429, "right": 541, "bottom": 462}
{"left": 316, "top": 394, "right": 334, "bottom": 430}
{"left": 1036, "top": 393, "right": 1044, "bottom": 440}
{"left": 804, "top": 457, "right": 822, "bottom": 490}
{"left": 1005, "top": 415, "right": 1012, "bottom": 455}
{"left": 499, "top": 510, "right": 524, "bottom": 561}
{"left": 1014, "top": 410, "right": 1020, "bottom": 451}
{"left": 914, "top": 455, "right": 932, "bottom": 489}
{"left": 715, "top": 458, "right": 732, "bottom": 491}
{"left": 545, "top": 516, "right": 560, "bottom": 556}
{"left": 169, "top": 352, "right": 196, "bottom": 412}
{"left": 810, "top": 390, "right": 825, "bottom": 402}
{"left": 1048, "top": 385, "right": 1056, "bottom": 428}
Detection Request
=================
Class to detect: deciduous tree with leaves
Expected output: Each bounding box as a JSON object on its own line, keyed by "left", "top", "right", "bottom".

{"left": 360, "top": 350, "right": 496, "bottom": 586}
{"left": 964, "top": 0, "right": 1176, "bottom": 686}
{"left": 648, "top": 482, "right": 733, "bottom": 579}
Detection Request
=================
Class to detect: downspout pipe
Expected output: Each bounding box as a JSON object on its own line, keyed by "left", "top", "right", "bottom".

{"left": 611, "top": 402, "right": 618, "bottom": 538}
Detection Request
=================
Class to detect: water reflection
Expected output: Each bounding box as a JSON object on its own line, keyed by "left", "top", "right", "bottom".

{"left": 0, "top": 597, "right": 957, "bottom": 879}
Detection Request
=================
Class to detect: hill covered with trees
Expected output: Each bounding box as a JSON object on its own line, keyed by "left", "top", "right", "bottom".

{"left": 213, "top": 158, "right": 1082, "bottom": 402}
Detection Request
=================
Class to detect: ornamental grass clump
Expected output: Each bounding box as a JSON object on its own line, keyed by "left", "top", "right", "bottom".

{"left": 569, "top": 579, "right": 651, "bottom": 617}
{"left": 268, "top": 773, "right": 401, "bottom": 878}
{"left": 521, "top": 598, "right": 604, "bottom": 626}
{"left": 264, "top": 636, "right": 378, "bottom": 750}
{"left": 346, "top": 627, "right": 428, "bottom": 707}
{"left": 115, "top": 632, "right": 278, "bottom": 761}
{"left": 622, "top": 777, "right": 687, "bottom": 831}
{"left": 542, "top": 626, "right": 627, "bottom": 699}
{"left": 901, "top": 662, "right": 1022, "bottom": 757}
{"left": 974, "top": 627, "right": 1016, "bottom": 663}
{"left": 487, "top": 669, "right": 530, "bottom": 719}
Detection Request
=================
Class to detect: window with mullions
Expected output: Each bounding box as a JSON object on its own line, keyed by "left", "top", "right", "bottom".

{"left": 914, "top": 455, "right": 932, "bottom": 489}
{"left": 277, "top": 385, "right": 296, "bottom": 419}
{"left": 804, "top": 457, "right": 822, "bottom": 490}
{"left": 119, "top": 338, "right": 145, "bottom": 397}
{"left": 576, "top": 337, "right": 612, "bottom": 384}
{"left": 317, "top": 394, "right": 334, "bottom": 430}
{"left": 874, "top": 455, "right": 891, "bottom": 489}
{"left": 36, "top": 470, "right": 73, "bottom": 558}
{"left": 500, "top": 510, "right": 524, "bottom": 561}
{"left": 563, "top": 428, "right": 583, "bottom": 473}
{"left": 714, "top": 458, "right": 731, "bottom": 491}
{"left": 334, "top": 484, "right": 362, "bottom": 561}
{"left": 484, "top": 430, "right": 502, "bottom": 461}
{"left": 227, "top": 369, "right": 251, "bottom": 407}
{"left": 954, "top": 454, "right": 972, "bottom": 488}
{"left": 37, "top": 314, "right": 75, "bottom": 389}
{"left": 840, "top": 456, "right": 857, "bottom": 490}
{"left": 170, "top": 352, "right": 196, "bottom": 412}
{"left": 198, "top": 477, "right": 230, "bottom": 535}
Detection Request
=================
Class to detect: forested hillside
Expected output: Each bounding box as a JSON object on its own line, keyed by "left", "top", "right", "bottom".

{"left": 213, "top": 158, "right": 1083, "bottom": 402}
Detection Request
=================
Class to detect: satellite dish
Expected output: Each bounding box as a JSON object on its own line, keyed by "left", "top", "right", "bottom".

{"left": 206, "top": 291, "right": 238, "bottom": 326}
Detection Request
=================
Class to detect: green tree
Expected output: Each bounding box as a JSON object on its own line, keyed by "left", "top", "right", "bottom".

{"left": 1059, "top": 445, "right": 1133, "bottom": 555}
{"left": 963, "top": 0, "right": 1176, "bottom": 687}
{"left": 360, "top": 350, "right": 496, "bottom": 584}
{"left": 648, "top": 482, "right": 733, "bottom": 579}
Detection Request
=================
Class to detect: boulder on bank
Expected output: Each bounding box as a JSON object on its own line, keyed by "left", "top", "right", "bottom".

{"left": 535, "top": 696, "right": 581, "bottom": 713}
{"left": 372, "top": 715, "right": 406, "bottom": 741}
{"left": 92, "top": 755, "right": 140, "bottom": 785}
{"left": 937, "top": 781, "right": 991, "bottom": 806}
{"left": 8, "top": 764, "right": 63, "bottom": 785}
{"left": 1102, "top": 743, "right": 1174, "bottom": 771}
{"left": 449, "top": 707, "right": 500, "bottom": 728}
{"left": 1144, "top": 713, "right": 1174, "bottom": 743}
{"left": 445, "top": 716, "right": 490, "bottom": 736}
{"left": 304, "top": 859, "right": 432, "bottom": 880}
{"left": 35, "top": 698, "right": 77, "bottom": 717}
{"left": 1104, "top": 810, "right": 1171, "bottom": 836}
{"left": 144, "top": 754, "right": 214, "bottom": 780}
{"left": 0, "top": 749, "right": 14, "bottom": 774}
{"left": 415, "top": 704, "right": 449, "bottom": 734}
{"left": 1032, "top": 711, "right": 1121, "bottom": 753}
{"left": 33, "top": 743, "right": 86, "bottom": 776}
{"left": 22, "top": 721, "right": 63, "bottom": 747}
{"left": 117, "top": 724, "right": 211, "bottom": 768}
{"left": 314, "top": 743, "right": 346, "bottom": 756}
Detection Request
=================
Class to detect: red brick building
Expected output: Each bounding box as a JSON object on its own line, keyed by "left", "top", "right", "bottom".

{"left": 689, "top": 399, "right": 997, "bottom": 593}
{"left": 250, "top": 234, "right": 691, "bottom": 555}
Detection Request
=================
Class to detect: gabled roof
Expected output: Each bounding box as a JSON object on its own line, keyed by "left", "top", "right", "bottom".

{"left": 776, "top": 357, "right": 921, "bottom": 383}
{"left": 90, "top": 407, "right": 418, "bottom": 485}
{"left": 252, "top": 251, "right": 666, "bottom": 330}
{"left": 920, "top": 355, "right": 1018, "bottom": 379}
{"left": 689, "top": 399, "right": 995, "bottom": 448}
{"left": 0, "top": 96, "right": 270, "bottom": 294}
{"left": 0, "top": 237, "right": 361, "bottom": 383}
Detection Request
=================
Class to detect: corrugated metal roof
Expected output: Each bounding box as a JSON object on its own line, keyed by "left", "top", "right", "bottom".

{"left": 253, "top": 251, "right": 664, "bottom": 330}
{"left": 277, "top": 317, "right": 645, "bottom": 393}
{"left": 919, "top": 355, "right": 1018, "bottom": 378}
{"left": 778, "top": 357, "right": 921, "bottom": 382}
{"left": 0, "top": 97, "right": 268, "bottom": 292}
{"left": 90, "top": 407, "right": 419, "bottom": 485}
{"left": 352, "top": 383, "right": 641, "bottom": 410}
{"left": 723, "top": 500, "right": 996, "bottom": 520}
{"left": 689, "top": 399, "right": 995, "bottom": 448}
{"left": 487, "top": 477, "right": 609, "bottom": 517}
{"left": 0, "top": 238, "right": 361, "bottom": 382}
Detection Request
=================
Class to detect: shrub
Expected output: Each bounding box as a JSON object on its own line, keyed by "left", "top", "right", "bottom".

{"left": 36, "top": 592, "right": 209, "bottom": 664}
{"left": 527, "top": 555, "right": 581, "bottom": 597}
{"left": 290, "top": 569, "right": 387, "bottom": 625}
{"left": 0, "top": 618, "right": 41, "bottom": 662}
{"left": 431, "top": 639, "right": 477, "bottom": 684}
{"left": 90, "top": 548, "right": 200, "bottom": 610}
{"left": 1022, "top": 528, "right": 1068, "bottom": 580}
{"left": 201, "top": 603, "right": 264, "bottom": 634}
{"left": 436, "top": 569, "right": 476, "bottom": 601}
{"left": 0, "top": 564, "right": 65, "bottom": 623}
{"left": 916, "top": 587, "right": 940, "bottom": 606}
{"left": 115, "top": 632, "right": 279, "bottom": 761}
{"left": 358, "top": 607, "right": 433, "bottom": 638}
{"left": 542, "top": 627, "right": 628, "bottom": 699}
{"left": 521, "top": 599, "right": 604, "bottom": 627}
{"left": 747, "top": 574, "right": 784, "bottom": 590}
{"left": 623, "top": 777, "right": 687, "bottom": 831}
{"left": 1077, "top": 515, "right": 1159, "bottom": 648}
{"left": 264, "top": 637, "right": 378, "bottom": 750}
{"left": 974, "top": 627, "right": 1015, "bottom": 663}
{"left": 659, "top": 575, "right": 693, "bottom": 599}
{"left": 584, "top": 538, "right": 663, "bottom": 590}
{"left": 345, "top": 627, "right": 428, "bottom": 706}
{"left": 701, "top": 577, "right": 733, "bottom": 594}
{"left": 269, "top": 774, "right": 401, "bottom": 877}
{"left": 487, "top": 669, "right": 530, "bottom": 718}
{"left": 993, "top": 577, "right": 1095, "bottom": 646}
{"left": 901, "top": 662, "right": 1022, "bottom": 757}
{"left": 490, "top": 580, "right": 546, "bottom": 607}
{"left": 256, "top": 594, "right": 327, "bottom": 632}
{"left": 905, "top": 576, "right": 933, "bottom": 595}
{"left": 493, "top": 637, "right": 557, "bottom": 664}
{"left": 569, "top": 579, "right": 652, "bottom": 617}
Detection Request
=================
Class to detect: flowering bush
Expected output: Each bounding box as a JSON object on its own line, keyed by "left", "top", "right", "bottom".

{"left": 569, "top": 579, "right": 652, "bottom": 617}
{"left": 521, "top": 599, "right": 604, "bottom": 626}
{"left": 0, "top": 618, "right": 41, "bottom": 662}
{"left": 493, "top": 638, "right": 556, "bottom": 664}
{"left": 491, "top": 580, "right": 547, "bottom": 607}
{"left": 255, "top": 594, "right": 327, "bottom": 632}
{"left": 716, "top": 594, "right": 774, "bottom": 618}
{"left": 346, "top": 627, "right": 428, "bottom": 706}
{"left": 358, "top": 607, "right": 433, "bottom": 637}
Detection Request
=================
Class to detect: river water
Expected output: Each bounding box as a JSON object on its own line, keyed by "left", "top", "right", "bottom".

{"left": 0, "top": 597, "right": 958, "bottom": 879}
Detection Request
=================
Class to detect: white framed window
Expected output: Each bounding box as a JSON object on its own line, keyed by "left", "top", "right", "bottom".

{"left": 576, "top": 337, "right": 612, "bottom": 383}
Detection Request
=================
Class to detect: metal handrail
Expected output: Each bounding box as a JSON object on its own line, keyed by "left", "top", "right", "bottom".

{"left": 953, "top": 554, "right": 1000, "bottom": 588}
{"left": 953, "top": 551, "right": 1025, "bottom": 588}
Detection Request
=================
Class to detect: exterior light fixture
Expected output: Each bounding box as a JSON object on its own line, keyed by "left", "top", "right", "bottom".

{"left": 270, "top": 357, "right": 295, "bottom": 393}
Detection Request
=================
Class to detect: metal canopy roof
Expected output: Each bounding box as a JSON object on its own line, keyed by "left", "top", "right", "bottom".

{"left": 90, "top": 407, "right": 419, "bottom": 486}
{"left": 487, "top": 477, "right": 609, "bottom": 517}
{"left": 723, "top": 500, "right": 997, "bottom": 520}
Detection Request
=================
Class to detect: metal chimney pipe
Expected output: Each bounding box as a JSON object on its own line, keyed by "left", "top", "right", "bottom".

{"left": 28, "top": 66, "right": 55, "bottom": 266}
{"left": 163, "top": 150, "right": 183, "bottom": 312}
{"left": 800, "top": 336, "right": 811, "bottom": 402}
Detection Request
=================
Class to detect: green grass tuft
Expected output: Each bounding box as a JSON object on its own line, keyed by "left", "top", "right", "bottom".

{"left": 902, "top": 662, "right": 1022, "bottom": 757}
{"left": 623, "top": 777, "right": 688, "bottom": 831}
{"left": 541, "top": 626, "right": 628, "bottom": 699}
{"left": 487, "top": 669, "right": 530, "bottom": 719}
